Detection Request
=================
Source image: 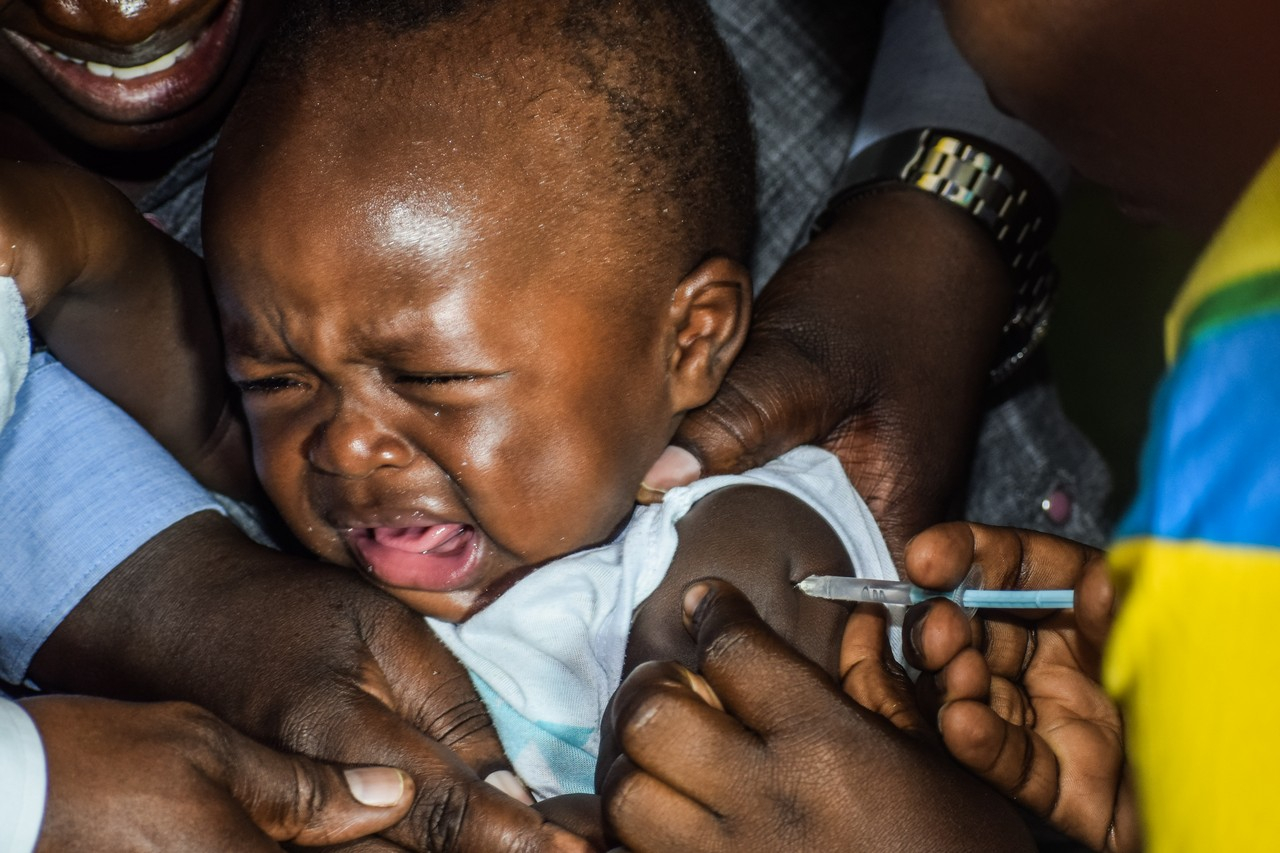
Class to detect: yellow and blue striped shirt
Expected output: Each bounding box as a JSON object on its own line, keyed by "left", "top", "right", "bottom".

{"left": 1105, "top": 147, "right": 1280, "bottom": 851}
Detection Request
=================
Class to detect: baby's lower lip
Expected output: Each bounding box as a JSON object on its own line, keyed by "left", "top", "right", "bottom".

{"left": 347, "top": 524, "right": 482, "bottom": 593}
{"left": 3, "top": 0, "right": 242, "bottom": 124}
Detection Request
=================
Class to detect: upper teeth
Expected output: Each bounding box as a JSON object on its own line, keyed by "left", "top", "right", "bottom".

{"left": 36, "top": 38, "right": 195, "bottom": 81}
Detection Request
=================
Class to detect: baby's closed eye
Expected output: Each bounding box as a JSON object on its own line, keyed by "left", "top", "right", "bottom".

{"left": 234, "top": 375, "right": 303, "bottom": 394}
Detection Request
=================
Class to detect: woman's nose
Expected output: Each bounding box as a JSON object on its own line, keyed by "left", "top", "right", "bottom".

{"left": 34, "top": 0, "right": 207, "bottom": 47}
{"left": 307, "top": 406, "right": 415, "bottom": 479}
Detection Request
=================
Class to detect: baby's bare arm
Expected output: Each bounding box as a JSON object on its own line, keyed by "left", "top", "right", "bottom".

{"left": 0, "top": 160, "right": 252, "bottom": 497}
{"left": 627, "top": 485, "right": 851, "bottom": 676}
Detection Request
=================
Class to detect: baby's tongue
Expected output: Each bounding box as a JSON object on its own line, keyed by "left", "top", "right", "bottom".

{"left": 372, "top": 524, "right": 469, "bottom": 554}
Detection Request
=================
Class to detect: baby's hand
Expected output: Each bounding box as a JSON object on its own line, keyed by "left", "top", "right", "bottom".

{"left": 0, "top": 160, "right": 248, "bottom": 495}
{"left": 897, "top": 521, "right": 1140, "bottom": 852}
{"left": 0, "top": 160, "right": 143, "bottom": 311}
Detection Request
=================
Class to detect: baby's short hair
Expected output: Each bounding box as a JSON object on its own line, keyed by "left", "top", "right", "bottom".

{"left": 247, "top": 0, "right": 757, "bottom": 268}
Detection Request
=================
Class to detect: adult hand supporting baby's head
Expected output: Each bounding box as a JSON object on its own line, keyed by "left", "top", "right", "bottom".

{"left": 27, "top": 512, "right": 591, "bottom": 853}
{"left": 600, "top": 579, "right": 1033, "bottom": 853}
{"left": 897, "top": 521, "right": 1140, "bottom": 852}
{"left": 637, "top": 188, "right": 1012, "bottom": 560}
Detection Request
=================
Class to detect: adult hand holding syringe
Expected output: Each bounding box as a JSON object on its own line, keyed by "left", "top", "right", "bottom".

{"left": 831, "top": 521, "right": 1134, "bottom": 852}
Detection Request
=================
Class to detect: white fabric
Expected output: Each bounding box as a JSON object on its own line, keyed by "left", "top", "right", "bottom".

{"left": 0, "top": 276, "right": 30, "bottom": 432}
{"left": 427, "top": 446, "right": 897, "bottom": 799}
{"left": 0, "top": 699, "right": 45, "bottom": 853}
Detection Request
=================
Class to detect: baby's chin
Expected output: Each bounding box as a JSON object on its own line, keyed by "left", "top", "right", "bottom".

{"left": 379, "top": 564, "right": 539, "bottom": 623}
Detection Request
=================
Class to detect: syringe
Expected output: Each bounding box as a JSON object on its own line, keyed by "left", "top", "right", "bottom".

{"left": 796, "top": 575, "right": 1075, "bottom": 610}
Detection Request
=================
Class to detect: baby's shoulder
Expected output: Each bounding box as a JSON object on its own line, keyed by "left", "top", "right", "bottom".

{"left": 626, "top": 483, "right": 852, "bottom": 675}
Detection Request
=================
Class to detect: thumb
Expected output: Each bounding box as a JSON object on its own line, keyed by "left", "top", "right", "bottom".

{"left": 680, "top": 579, "right": 838, "bottom": 733}
{"left": 643, "top": 330, "right": 834, "bottom": 499}
{"left": 226, "top": 746, "right": 415, "bottom": 846}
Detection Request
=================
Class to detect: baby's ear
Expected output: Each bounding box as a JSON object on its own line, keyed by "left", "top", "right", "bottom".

{"left": 666, "top": 255, "right": 751, "bottom": 412}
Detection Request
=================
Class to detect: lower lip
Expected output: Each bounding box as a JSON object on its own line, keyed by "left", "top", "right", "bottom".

{"left": 2, "top": 0, "right": 243, "bottom": 125}
{"left": 348, "top": 526, "right": 483, "bottom": 593}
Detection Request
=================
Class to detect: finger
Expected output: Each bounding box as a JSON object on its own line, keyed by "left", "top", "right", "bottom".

{"left": 938, "top": 699, "right": 1060, "bottom": 815}
{"left": 902, "top": 522, "right": 980, "bottom": 590}
{"left": 217, "top": 737, "right": 414, "bottom": 846}
{"left": 1077, "top": 557, "right": 1117, "bottom": 650}
{"left": 839, "top": 603, "right": 926, "bottom": 734}
{"left": 923, "top": 646, "right": 991, "bottom": 710}
{"left": 636, "top": 445, "right": 703, "bottom": 503}
{"left": 977, "top": 619, "right": 1037, "bottom": 681}
{"left": 286, "top": 697, "right": 588, "bottom": 853}
{"left": 673, "top": 327, "right": 836, "bottom": 477}
{"left": 970, "top": 524, "right": 1099, "bottom": 595}
{"left": 367, "top": 611, "right": 510, "bottom": 778}
{"left": 315, "top": 837, "right": 411, "bottom": 852}
{"left": 601, "top": 757, "right": 722, "bottom": 853}
{"left": 532, "top": 794, "right": 606, "bottom": 847}
{"left": 1111, "top": 766, "right": 1143, "bottom": 853}
{"left": 682, "top": 579, "right": 842, "bottom": 733}
{"left": 903, "top": 598, "right": 973, "bottom": 672}
{"left": 609, "top": 661, "right": 758, "bottom": 804}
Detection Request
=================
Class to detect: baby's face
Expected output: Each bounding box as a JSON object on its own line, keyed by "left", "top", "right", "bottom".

{"left": 208, "top": 129, "right": 684, "bottom": 621}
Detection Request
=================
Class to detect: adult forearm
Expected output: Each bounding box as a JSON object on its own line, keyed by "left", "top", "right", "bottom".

{"left": 751, "top": 186, "right": 1010, "bottom": 554}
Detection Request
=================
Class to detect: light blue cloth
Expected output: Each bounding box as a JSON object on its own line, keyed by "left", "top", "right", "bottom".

{"left": 850, "top": 0, "right": 1071, "bottom": 196}
{"left": 0, "top": 698, "right": 44, "bottom": 853}
{"left": 0, "top": 278, "right": 29, "bottom": 429}
{"left": 428, "top": 447, "right": 898, "bottom": 799}
{"left": 0, "top": 351, "right": 223, "bottom": 685}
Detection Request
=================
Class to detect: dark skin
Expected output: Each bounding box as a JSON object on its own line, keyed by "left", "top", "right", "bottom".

{"left": 0, "top": 2, "right": 583, "bottom": 848}
{"left": 25, "top": 695, "right": 416, "bottom": 851}
{"left": 628, "top": 1, "right": 1280, "bottom": 849}
{"left": 881, "top": 0, "right": 1280, "bottom": 846}
{"left": 204, "top": 27, "right": 1023, "bottom": 843}
{"left": 0, "top": 0, "right": 284, "bottom": 177}
{"left": 6, "top": 160, "right": 589, "bottom": 852}
{"left": 17, "top": 11, "right": 1029, "bottom": 847}
{"left": 602, "top": 579, "right": 1034, "bottom": 852}
{"left": 641, "top": 185, "right": 1011, "bottom": 563}
{"left": 890, "top": 523, "right": 1137, "bottom": 852}
{"left": 4, "top": 6, "right": 1029, "bottom": 848}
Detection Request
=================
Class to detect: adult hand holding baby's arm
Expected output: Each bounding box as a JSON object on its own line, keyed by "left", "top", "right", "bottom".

{"left": 600, "top": 579, "right": 1034, "bottom": 852}
{"left": 28, "top": 512, "right": 592, "bottom": 853}
{"left": 640, "top": 189, "right": 1010, "bottom": 557}
{"left": 870, "top": 522, "right": 1140, "bottom": 852}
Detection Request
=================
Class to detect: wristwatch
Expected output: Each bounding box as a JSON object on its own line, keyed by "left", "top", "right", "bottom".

{"left": 815, "top": 128, "right": 1058, "bottom": 384}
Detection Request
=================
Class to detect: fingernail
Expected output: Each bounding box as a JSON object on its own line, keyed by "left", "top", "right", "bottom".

{"left": 681, "top": 581, "right": 713, "bottom": 633}
{"left": 344, "top": 767, "right": 408, "bottom": 807}
{"left": 909, "top": 616, "right": 925, "bottom": 658}
{"left": 682, "top": 671, "right": 725, "bottom": 712}
{"left": 640, "top": 446, "right": 702, "bottom": 495}
{"left": 485, "top": 770, "right": 534, "bottom": 805}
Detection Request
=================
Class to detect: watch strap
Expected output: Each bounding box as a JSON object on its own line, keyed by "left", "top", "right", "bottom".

{"left": 816, "top": 129, "right": 1058, "bottom": 383}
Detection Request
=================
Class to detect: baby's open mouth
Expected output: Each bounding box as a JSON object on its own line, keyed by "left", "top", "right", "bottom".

{"left": 348, "top": 523, "right": 482, "bottom": 593}
{"left": 3, "top": 0, "right": 244, "bottom": 124}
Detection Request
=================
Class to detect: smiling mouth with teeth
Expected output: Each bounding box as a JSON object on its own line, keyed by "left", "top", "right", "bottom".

{"left": 2, "top": 0, "right": 244, "bottom": 125}
{"left": 38, "top": 38, "right": 198, "bottom": 82}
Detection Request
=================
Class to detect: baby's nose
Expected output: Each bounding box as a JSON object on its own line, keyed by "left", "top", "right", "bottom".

{"left": 307, "top": 408, "right": 415, "bottom": 479}
{"left": 34, "top": 0, "right": 209, "bottom": 48}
